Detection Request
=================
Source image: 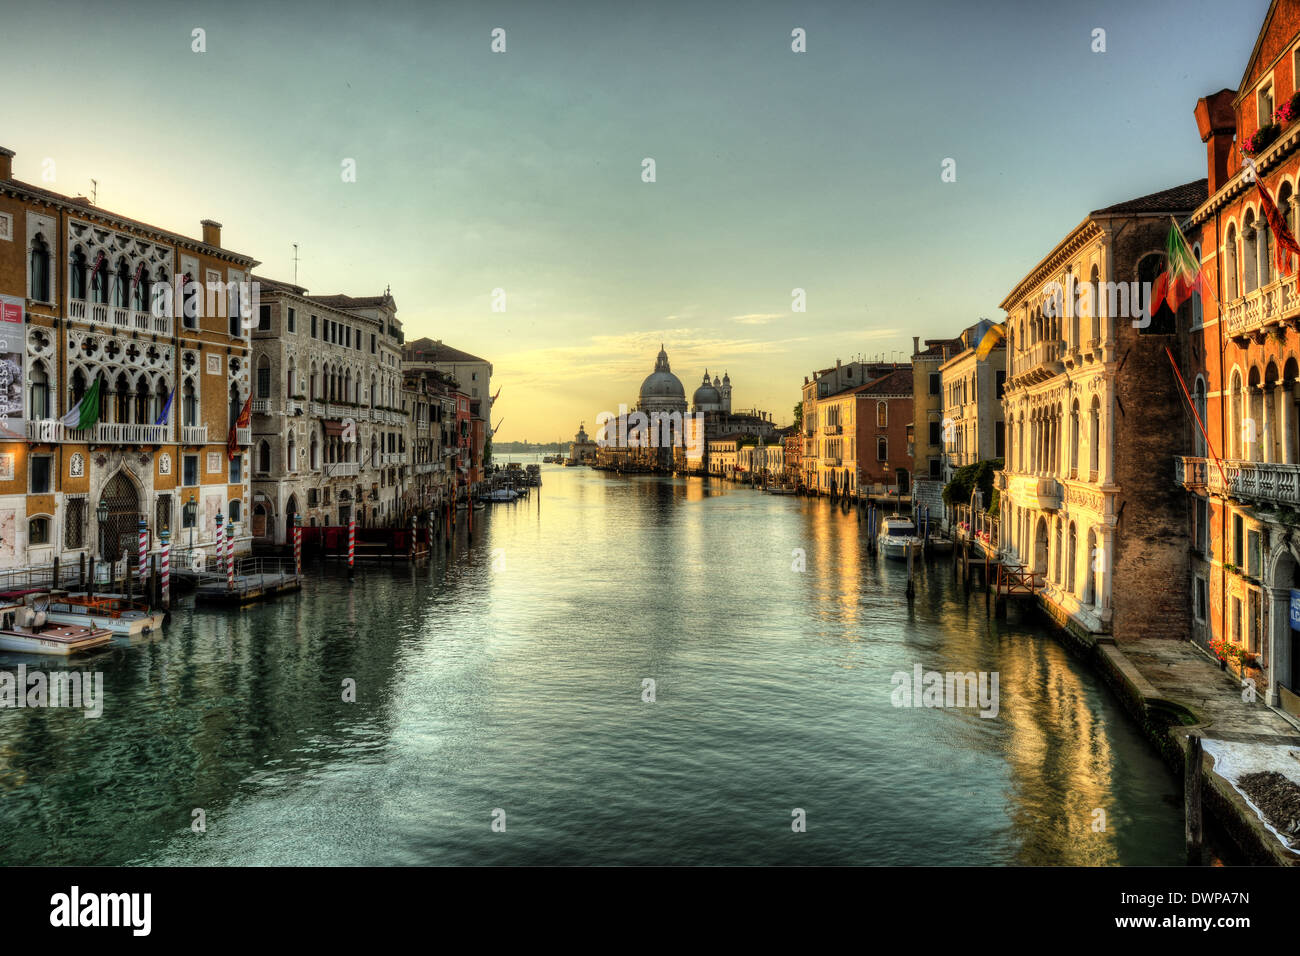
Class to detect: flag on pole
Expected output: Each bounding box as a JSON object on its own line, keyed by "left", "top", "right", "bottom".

{"left": 227, "top": 393, "right": 251, "bottom": 460}
{"left": 61, "top": 378, "right": 100, "bottom": 430}
{"left": 1150, "top": 218, "right": 1206, "bottom": 317}
{"left": 154, "top": 386, "right": 175, "bottom": 427}
{"left": 1252, "top": 165, "right": 1300, "bottom": 277}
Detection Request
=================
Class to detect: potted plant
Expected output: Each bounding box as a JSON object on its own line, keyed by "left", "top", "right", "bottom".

{"left": 1241, "top": 123, "right": 1282, "bottom": 156}
{"left": 1275, "top": 91, "right": 1300, "bottom": 126}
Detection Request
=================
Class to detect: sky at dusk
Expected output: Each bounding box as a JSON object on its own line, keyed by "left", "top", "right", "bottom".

{"left": 0, "top": 0, "right": 1267, "bottom": 441}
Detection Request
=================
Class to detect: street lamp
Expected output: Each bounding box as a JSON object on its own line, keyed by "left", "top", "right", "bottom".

{"left": 183, "top": 494, "right": 197, "bottom": 551}
{"left": 96, "top": 496, "right": 109, "bottom": 594}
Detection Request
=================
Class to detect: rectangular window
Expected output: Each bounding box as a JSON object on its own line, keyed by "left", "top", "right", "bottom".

{"left": 928, "top": 372, "right": 940, "bottom": 396}
{"left": 287, "top": 308, "right": 296, "bottom": 333}
{"left": 258, "top": 305, "right": 271, "bottom": 331}
{"left": 230, "top": 456, "right": 242, "bottom": 484}
{"left": 1193, "top": 497, "right": 1208, "bottom": 554}
{"left": 257, "top": 365, "right": 270, "bottom": 399}
{"left": 183, "top": 454, "right": 199, "bottom": 487}
{"left": 308, "top": 488, "right": 318, "bottom": 508}
{"left": 928, "top": 420, "right": 941, "bottom": 445}
{"left": 1247, "top": 529, "right": 1262, "bottom": 577}
{"left": 311, "top": 315, "right": 318, "bottom": 338}
{"left": 877, "top": 437, "right": 887, "bottom": 461}
{"left": 29, "top": 517, "right": 49, "bottom": 545}
{"left": 30, "top": 455, "right": 51, "bottom": 494}
{"left": 995, "top": 421, "right": 1005, "bottom": 458}
{"left": 371, "top": 333, "right": 376, "bottom": 354}
{"left": 1233, "top": 513, "right": 1244, "bottom": 567}
{"left": 1259, "top": 83, "right": 1275, "bottom": 130}
{"left": 995, "top": 370, "right": 1006, "bottom": 400}
{"left": 876, "top": 403, "right": 887, "bottom": 427}
{"left": 1194, "top": 576, "right": 1207, "bottom": 623}
{"left": 929, "top": 458, "right": 941, "bottom": 479}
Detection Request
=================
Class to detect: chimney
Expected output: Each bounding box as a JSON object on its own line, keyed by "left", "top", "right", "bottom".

{"left": 1195, "top": 89, "right": 1237, "bottom": 195}
{"left": 912, "top": 335, "right": 919, "bottom": 356}
{"left": 0, "top": 147, "right": 13, "bottom": 181}
{"left": 200, "top": 219, "right": 223, "bottom": 247}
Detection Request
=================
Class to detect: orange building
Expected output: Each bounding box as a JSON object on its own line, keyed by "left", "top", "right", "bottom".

{"left": 1175, "top": 0, "right": 1300, "bottom": 712}
{"left": 0, "top": 146, "right": 256, "bottom": 571}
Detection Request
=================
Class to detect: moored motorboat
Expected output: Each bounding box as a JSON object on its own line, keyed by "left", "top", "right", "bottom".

{"left": 37, "top": 591, "right": 166, "bottom": 637}
{"left": 927, "top": 534, "right": 954, "bottom": 554}
{"left": 0, "top": 603, "right": 113, "bottom": 656}
{"left": 877, "top": 515, "right": 922, "bottom": 559}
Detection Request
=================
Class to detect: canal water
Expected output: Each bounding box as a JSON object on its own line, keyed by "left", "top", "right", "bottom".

{"left": 0, "top": 462, "right": 1191, "bottom": 865}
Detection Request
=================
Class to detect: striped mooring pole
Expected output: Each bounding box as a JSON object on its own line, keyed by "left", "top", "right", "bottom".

{"left": 215, "top": 512, "right": 225, "bottom": 574}
{"left": 226, "top": 521, "right": 236, "bottom": 591}
{"left": 293, "top": 514, "right": 302, "bottom": 576}
{"left": 137, "top": 516, "right": 148, "bottom": 584}
{"left": 160, "top": 528, "right": 171, "bottom": 609}
{"left": 409, "top": 514, "right": 417, "bottom": 559}
{"left": 347, "top": 514, "right": 356, "bottom": 576}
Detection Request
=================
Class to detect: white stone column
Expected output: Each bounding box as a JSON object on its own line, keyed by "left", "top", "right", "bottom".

{"left": 1267, "top": 585, "right": 1291, "bottom": 707}
{"left": 1102, "top": 385, "right": 1116, "bottom": 486}
{"left": 1262, "top": 385, "right": 1274, "bottom": 464}
{"left": 1097, "top": 524, "right": 1115, "bottom": 622}
{"left": 1284, "top": 383, "right": 1296, "bottom": 465}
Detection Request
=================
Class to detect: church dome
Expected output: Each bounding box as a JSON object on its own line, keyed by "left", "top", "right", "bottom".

{"left": 639, "top": 345, "right": 685, "bottom": 406}
{"left": 693, "top": 370, "right": 721, "bottom": 408}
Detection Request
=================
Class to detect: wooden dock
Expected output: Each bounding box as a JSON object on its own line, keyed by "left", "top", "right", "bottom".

{"left": 180, "top": 557, "right": 304, "bottom": 607}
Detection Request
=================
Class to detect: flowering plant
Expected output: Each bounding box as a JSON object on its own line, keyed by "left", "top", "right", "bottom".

{"left": 1241, "top": 123, "right": 1281, "bottom": 156}
{"left": 1208, "top": 637, "right": 1242, "bottom": 663}
{"left": 1275, "top": 91, "right": 1300, "bottom": 125}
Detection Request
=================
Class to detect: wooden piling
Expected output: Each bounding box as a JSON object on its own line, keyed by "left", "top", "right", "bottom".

{"left": 79, "top": 552, "right": 86, "bottom": 589}
{"left": 87, "top": 556, "right": 95, "bottom": 600}
{"left": 51, "top": 555, "right": 60, "bottom": 591}
{"left": 1185, "top": 734, "right": 1203, "bottom": 865}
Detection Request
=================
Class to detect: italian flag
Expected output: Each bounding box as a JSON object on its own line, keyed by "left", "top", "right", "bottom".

{"left": 61, "top": 378, "right": 100, "bottom": 430}
{"left": 1151, "top": 219, "right": 1205, "bottom": 315}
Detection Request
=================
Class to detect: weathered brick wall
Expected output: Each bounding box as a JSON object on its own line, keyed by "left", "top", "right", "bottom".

{"left": 1111, "top": 217, "right": 1193, "bottom": 641}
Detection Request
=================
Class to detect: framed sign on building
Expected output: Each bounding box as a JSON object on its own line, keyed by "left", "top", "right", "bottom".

{"left": 0, "top": 295, "right": 24, "bottom": 440}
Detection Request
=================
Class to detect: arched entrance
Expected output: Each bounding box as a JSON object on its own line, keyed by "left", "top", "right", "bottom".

{"left": 1269, "top": 547, "right": 1300, "bottom": 707}
{"left": 1032, "top": 516, "right": 1049, "bottom": 577}
{"left": 99, "top": 470, "right": 140, "bottom": 562}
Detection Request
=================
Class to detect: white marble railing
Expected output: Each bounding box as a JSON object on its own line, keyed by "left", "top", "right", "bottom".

{"left": 181, "top": 425, "right": 208, "bottom": 444}
{"left": 1223, "top": 274, "right": 1300, "bottom": 339}
{"left": 95, "top": 422, "right": 170, "bottom": 444}
{"left": 1208, "top": 459, "right": 1300, "bottom": 504}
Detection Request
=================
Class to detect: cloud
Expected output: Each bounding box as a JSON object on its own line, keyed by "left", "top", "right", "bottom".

{"left": 730, "top": 313, "right": 783, "bottom": 325}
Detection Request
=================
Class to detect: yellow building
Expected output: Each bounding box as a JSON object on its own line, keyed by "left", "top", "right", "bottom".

{"left": 0, "top": 146, "right": 256, "bottom": 570}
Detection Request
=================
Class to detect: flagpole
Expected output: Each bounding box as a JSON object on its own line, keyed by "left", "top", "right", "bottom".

{"left": 1164, "top": 346, "right": 1227, "bottom": 487}
{"left": 1169, "top": 215, "right": 1222, "bottom": 312}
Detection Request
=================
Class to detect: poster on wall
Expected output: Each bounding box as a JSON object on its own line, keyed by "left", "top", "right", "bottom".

{"left": 0, "top": 295, "right": 23, "bottom": 441}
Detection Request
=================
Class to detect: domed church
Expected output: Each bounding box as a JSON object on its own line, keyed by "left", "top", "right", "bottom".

{"left": 639, "top": 344, "right": 687, "bottom": 414}
{"left": 692, "top": 370, "right": 732, "bottom": 414}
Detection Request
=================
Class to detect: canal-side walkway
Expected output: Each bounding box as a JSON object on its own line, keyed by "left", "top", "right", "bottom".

{"left": 1100, "top": 637, "right": 1300, "bottom": 865}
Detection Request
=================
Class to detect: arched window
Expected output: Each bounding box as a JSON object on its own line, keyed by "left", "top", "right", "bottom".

{"left": 1067, "top": 523, "right": 1078, "bottom": 593}
{"left": 258, "top": 440, "right": 271, "bottom": 474}
{"left": 1230, "top": 370, "right": 1244, "bottom": 458}
{"left": 876, "top": 401, "right": 887, "bottom": 427}
{"left": 28, "top": 362, "right": 48, "bottom": 420}
{"left": 91, "top": 255, "right": 109, "bottom": 304}
{"left": 1089, "top": 264, "right": 1102, "bottom": 345}
{"left": 132, "top": 266, "right": 150, "bottom": 312}
{"left": 1243, "top": 211, "right": 1258, "bottom": 294}
{"left": 1088, "top": 396, "right": 1101, "bottom": 477}
{"left": 29, "top": 235, "right": 50, "bottom": 302}
{"left": 152, "top": 268, "right": 170, "bottom": 317}
{"left": 310, "top": 431, "right": 319, "bottom": 470}
{"left": 70, "top": 249, "right": 87, "bottom": 300}
{"left": 182, "top": 380, "right": 197, "bottom": 428}
{"left": 1258, "top": 206, "right": 1273, "bottom": 288}
{"left": 1193, "top": 377, "right": 1208, "bottom": 457}
{"left": 112, "top": 260, "right": 130, "bottom": 308}
{"left": 1069, "top": 399, "right": 1080, "bottom": 478}
{"left": 1226, "top": 225, "right": 1239, "bottom": 300}
{"left": 230, "top": 499, "right": 242, "bottom": 523}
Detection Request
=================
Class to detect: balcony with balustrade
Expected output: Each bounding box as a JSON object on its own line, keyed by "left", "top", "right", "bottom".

{"left": 1010, "top": 340, "right": 1065, "bottom": 387}
{"left": 68, "top": 299, "right": 173, "bottom": 337}
{"left": 181, "top": 425, "right": 208, "bottom": 444}
{"left": 1223, "top": 274, "right": 1300, "bottom": 343}
{"left": 1191, "top": 457, "right": 1300, "bottom": 505}
{"left": 25, "top": 420, "right": 89, "bottom": 443}
{"left": 327, "top": 461, "right": 360, "bottom": 477}
{"left": 94, "top": 422, "right": 171, "bottom": 444}
{"left": 252, "top": 399, "right": 272, "bottom": 415}
{"left": 236, "top": 427, "right": 251, "bottom": 445}
{"left": 1007, "top": 473, "right": 1062, "bottom": 510}
{"left": 1174, "top": 456, "right": 1208, "bottom": 493}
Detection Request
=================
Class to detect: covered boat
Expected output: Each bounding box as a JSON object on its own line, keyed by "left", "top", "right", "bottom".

{"left": 0, "top": 603, "right": 112, "bottom": 656}
{"left": 877, "top": 516, "right": 922, "bottom": 560}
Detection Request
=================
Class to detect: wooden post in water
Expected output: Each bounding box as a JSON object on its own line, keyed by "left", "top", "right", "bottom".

{"left": 1185, "top": 734, "right": 1203, "bottom": 865}
{"left": 87, "top": 557, "right": 95, "bottom": 600}
{"left": 79, "top": 552, "right": 86, "bottom": 589}
{"left": 150, "top": 553, "right": 159, "bottom": 609}
{"left": 905, "top": 541, "right": 915, "bottom": 601}
{"left": 51, "top": 556, "right": 60, "bottom": 591}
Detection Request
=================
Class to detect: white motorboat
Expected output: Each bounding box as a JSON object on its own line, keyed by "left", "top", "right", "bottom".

{"left": 0, "top": 603, "right": 113, "bottom": 656}
{"left": 878, "top": 515, "right": 922, "bottom": 560}
{"left": 480, "top": 488, "right": 520, "bottom": 502}
{"left": 38, "top": 591, "right": 166, "bottom": 637}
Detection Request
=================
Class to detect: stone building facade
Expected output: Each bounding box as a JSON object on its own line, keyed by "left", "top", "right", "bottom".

{"left": 1174, "top": 0, "right": 1300, "bottom": 711}
{"left": 939, "top": 319, "right": 1006, "bottom": 483}
{"left": 999, "top": 179, "right": 1207, "bottom": 642}
{"left": 0, "top": 145, "right": 255, "bottom": 570}
{"left": 249, "top": 278, "right": 411, "bottom": 541}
